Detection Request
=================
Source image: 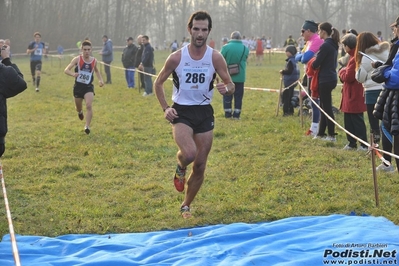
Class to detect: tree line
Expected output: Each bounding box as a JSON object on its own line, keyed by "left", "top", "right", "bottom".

{"left": 0, "top": 0, "right": 398, "bottom": 54}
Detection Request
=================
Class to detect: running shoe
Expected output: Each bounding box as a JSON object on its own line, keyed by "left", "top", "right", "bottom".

{"left": 84, "top": 126, "right": 90, "bottom": 135}
{"left": 174, "top": 164, "right": 186, "bottom": 192}
{"left": 343, "top": 144, "right": 356, "bottom": 150}
{"left": 78, "top": 111, "right": 84, "bottom": 121}
{"left": 305, "top": 129, "right": 316, "bottom": 137}
{"left": 376, "top": 163, "right": 395, "bottom": 173}
{"left": 373, "top": 134, "right": 381, "bottom": 144}
{"left": 321, "top": 136, "right": 336, "bottom": 142}
{"left": 142, "top": 92, "right": 153, "bottom": 97}
{"left": 357, "top": 146, "right": 368, "bottom": 152}
{"left": 35, "top": 88, "right": 39, "bottom": 92}
{"left": 180, "top": 205, "right": 192, "bottom": 219}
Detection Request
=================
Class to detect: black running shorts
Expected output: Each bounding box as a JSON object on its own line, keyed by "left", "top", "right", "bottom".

{"left": 73, "top": 83, "right": 95, "bottom": 99}
{"left": 171, "top": 104, "right": 214, "bottom": 134}
{"left": 30, "top": 60, "right": 42, "bottom": 76}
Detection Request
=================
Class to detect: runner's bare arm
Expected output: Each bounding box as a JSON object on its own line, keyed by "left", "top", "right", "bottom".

{"left": 154, "top": 52, "right": 181, "bottom": 112}
{"left": 64, "top": 57, "right": 79, "bottom": 77}
{"left": 26, "top": 44, "right": 37, "bottom": 54}
{"left": 94, "top": 62, "right": 104, "bottom": 87}
{"left": 212, "top": 50, "right": 235, "bottom": 96}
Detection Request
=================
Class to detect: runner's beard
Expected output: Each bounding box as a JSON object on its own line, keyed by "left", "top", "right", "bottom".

{"left": 192, "top": 37, "right": 206, "bottom": 48}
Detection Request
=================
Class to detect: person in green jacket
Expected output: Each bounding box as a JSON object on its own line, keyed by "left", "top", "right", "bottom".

{"left": 220, "top": 31, "right": 249, "bottom": 119}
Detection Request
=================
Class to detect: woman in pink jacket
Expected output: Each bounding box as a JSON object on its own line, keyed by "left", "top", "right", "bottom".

{"left": 339, "top": 33, "right": 368, "bottom": 151}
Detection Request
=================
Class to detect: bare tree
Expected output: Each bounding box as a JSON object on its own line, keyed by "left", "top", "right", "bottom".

{"left": 3, "top": 0, "right": 399, "bottom": 53}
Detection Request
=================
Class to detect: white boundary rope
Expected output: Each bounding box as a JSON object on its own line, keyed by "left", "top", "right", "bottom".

{"left": 0, "top": 164, "right": 21, "bottom": 266}
{"left": 97, "top": 61, "right": 164, "bottom": 79}
{"left": 38, "top": 52, "right": 399, "bottom": 163}
{"left": 297, "top": 82, "right": 399, "bottom": 163}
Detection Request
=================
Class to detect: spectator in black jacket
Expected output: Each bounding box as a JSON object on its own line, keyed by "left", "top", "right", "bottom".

{"left": 134, "top": 35, "right": 145, "bottom": 91}
{"left": 122, "top": 37, "right": 138, "bottom": 89}
{"left": 138, "top": 35, "right": 155, "bottom": 96}
{"left": 311, "top": 22, "right": 340, "bottom": 142}
{"left": 373, "top": 16, "right": 399, "bottom": 172}
{"left": 0, "top": 45, "right": 28, "bottom": 156}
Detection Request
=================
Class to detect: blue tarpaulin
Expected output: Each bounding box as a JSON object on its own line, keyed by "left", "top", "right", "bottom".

{"left": 0, "top": 214, "right": 398, "bottom": 265}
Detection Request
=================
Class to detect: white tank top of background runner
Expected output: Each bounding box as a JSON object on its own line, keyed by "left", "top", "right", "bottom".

{"left": 172, "top": 45, "right": 215, "bottom": 105}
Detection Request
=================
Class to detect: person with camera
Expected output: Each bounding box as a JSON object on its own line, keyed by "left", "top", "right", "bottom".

{"left": 220, "top": 31, "right": 249, "bottom": 119}
{"left": 0, "top": 45, "right": 28, "bottom": 156}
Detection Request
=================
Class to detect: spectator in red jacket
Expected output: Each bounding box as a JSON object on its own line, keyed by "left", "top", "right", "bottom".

{"left": 339, "top": 33, "right": 368, "bottom": 151}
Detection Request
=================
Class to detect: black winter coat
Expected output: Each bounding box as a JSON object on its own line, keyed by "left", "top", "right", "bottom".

{"left": 374, "top": 89, "right": 399, "bottom": 135}
{"left": 0, "top": 58, "right": 28, "bottom": 142}
{"left": 134, "top": 44, "right": 144, "bottom": 68}
{"left": 121, "top": 44, "right": 138, "bottom": 68}
{"left": 373, "top": 37, "right": 399, "bottom": 135}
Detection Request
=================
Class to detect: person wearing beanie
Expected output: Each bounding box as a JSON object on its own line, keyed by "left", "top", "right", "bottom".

{"left": 285, "top": 45, "right": 297, "bottom": 58}
{"left": 280, "top": 45, "right": 300, "bottom": 116}
{"left": 220, "top": 31, "right": 249, "bottom": 119}
{"left": 295, "top": 19, "right": 324, "bottom": 137}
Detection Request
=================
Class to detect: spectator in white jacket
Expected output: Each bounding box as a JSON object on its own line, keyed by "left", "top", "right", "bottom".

{"left": 355, "top": 32, "right": 389, "bottom": 145}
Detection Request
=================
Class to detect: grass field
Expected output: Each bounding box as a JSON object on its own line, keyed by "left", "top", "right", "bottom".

{"left": 0, "top": 49, "right": 398, "bottom": 238}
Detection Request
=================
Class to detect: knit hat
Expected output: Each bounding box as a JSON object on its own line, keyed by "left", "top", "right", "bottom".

{"left": 127, "top": 37, "right": 133, "bottom": 41}
{"left": 302, "top": 20, "right": 318, "bottom": 33}
{"left": 285, "top": 45, "right": 297, "bottom": 56}
{"left": 390, "top": 16, "right": 399, "bottom": 27}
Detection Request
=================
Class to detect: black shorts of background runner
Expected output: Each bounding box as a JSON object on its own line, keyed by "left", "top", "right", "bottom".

{"left": 30, "top": 60, "right": 42, "bottom": 76}
{"left": 73, "top": 83, "right": 94, "bottom": 99}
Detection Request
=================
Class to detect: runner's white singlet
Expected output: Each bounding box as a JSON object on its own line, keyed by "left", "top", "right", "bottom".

{"left": 172, "top": 45, "right": 216, "bottom": 105}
